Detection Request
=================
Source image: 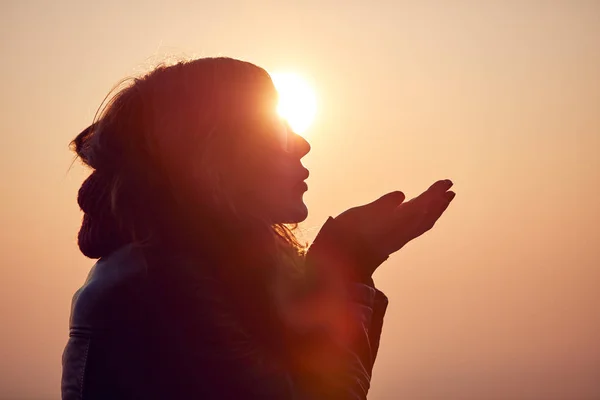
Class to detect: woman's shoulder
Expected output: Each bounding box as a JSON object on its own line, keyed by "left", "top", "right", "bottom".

{"left": 68, "top": 244, "right": 153, "bottom": 330}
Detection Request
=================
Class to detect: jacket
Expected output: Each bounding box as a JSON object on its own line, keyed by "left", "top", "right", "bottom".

{"left": 61, "top": 217, "right": 389, "bottom": 399}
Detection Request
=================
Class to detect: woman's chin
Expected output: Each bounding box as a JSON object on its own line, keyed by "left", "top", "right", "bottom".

{"left": 274, "top": 202, "right": 308, "bottom": 224}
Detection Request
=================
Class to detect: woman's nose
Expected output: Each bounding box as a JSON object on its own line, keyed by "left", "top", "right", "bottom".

{"left": 289, "top": 132, "right": 311, "bottom": 158}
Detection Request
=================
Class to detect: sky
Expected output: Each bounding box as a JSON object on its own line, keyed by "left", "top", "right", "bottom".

{"left": 1, "top": 1, "right": 599, "bottom": 399}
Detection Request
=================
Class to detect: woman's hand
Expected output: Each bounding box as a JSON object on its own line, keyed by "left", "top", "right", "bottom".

{"left": 335, "top": 179, "right": 456, "bottom": 261}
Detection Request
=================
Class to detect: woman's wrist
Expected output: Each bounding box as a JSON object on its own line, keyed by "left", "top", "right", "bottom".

{"left": 307, "top": 217, "right": 388, "bottom": 284}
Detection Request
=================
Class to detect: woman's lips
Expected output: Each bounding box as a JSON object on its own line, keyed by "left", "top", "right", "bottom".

{"left": 294, "top": 181, "right": 308, "bottom": 192}
{"left": 300, "top": 169, "right": 310, "bottom": 181}
{"left": 292, "top": 168, "right": 309, "bottom": 192}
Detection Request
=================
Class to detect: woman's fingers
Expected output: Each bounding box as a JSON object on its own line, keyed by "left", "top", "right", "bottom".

{"left": 385, "top": 184, "right": 456, "bottom": 253}
{"left": 426, "top": 179, "right": 453, "bottom": 195}
{"left": 369, "top": 191, "right": 406, "bottom": 211}
{"left": 396, "top": 183, "right": 455, "bottom": 228}
{"left": 409, "top": 179, "right": 453, "bottom": 213}
{"left": 426, "top": 190, "right": 456, "bottom": 224}
{"left": 409, "top": 179, "right": 453, "bottom": 209}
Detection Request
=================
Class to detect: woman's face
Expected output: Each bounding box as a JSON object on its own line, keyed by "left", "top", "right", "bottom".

{"left": 224, "top": 81, "right": 311, "bottom": 224}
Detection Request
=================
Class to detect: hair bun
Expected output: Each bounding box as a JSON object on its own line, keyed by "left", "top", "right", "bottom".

{"left": 76, "top": 170, "right": 126, "bottom": 258}
{"left": 77, "top": 170, "right": 112, "bottom": 216}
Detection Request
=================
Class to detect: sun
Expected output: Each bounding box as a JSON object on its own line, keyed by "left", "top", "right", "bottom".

{"left": 270, "top": 72, "right": 317, "bottom": 135}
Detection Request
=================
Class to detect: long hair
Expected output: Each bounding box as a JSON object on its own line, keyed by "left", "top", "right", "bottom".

{"left": 72, "top": 57, "right": 312, "bottom": 347}
{"left": 72, "top": 57, "right": 307, "bottom": 288}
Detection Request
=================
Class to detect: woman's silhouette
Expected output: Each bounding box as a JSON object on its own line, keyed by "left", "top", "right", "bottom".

{"left": 62, "top": 57, "right": 455, "bottom": 399}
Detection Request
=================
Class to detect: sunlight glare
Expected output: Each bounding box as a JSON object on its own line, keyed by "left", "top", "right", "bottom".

{"left": 271, "top": 72, "right": 317, "bottom": 135}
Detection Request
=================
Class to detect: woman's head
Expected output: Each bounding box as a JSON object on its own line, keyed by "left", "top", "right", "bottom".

{"left": 74, "top": 57, "right": 311, "bottom": 259}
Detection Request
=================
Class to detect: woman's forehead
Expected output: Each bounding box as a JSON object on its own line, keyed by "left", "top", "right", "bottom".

{"left": 227, "top": 78, "right": 278, "bottom": 119}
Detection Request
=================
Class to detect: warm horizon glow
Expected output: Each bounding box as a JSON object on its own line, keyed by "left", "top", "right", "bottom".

{"left": 2, "top": 2, "right": 600, "bottom": 399}
{"left": 271, "top": 72, "right": 317, "bottom": 134}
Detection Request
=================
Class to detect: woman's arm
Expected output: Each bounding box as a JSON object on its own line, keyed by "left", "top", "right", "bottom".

{"left": 193, "top": 278, "right": 383, "bottom": 399}
{"left": 155, "top": 218, "right": 389, "bottom": 400}
{"left": 302, "top": 217, "right": 389, "bottom": 377}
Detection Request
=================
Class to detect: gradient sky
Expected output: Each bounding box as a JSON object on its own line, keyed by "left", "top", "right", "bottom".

{"left": 1, "top": 1, "right": 599, "bottom": 399}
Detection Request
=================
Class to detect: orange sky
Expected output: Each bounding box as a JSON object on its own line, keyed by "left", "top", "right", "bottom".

{"left": 1, "top": 1, "right": 599, "bottom": 399}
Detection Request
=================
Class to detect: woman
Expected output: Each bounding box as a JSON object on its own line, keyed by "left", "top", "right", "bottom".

{"left": 62, "top": 57, "right": 456, "bottom": 399}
